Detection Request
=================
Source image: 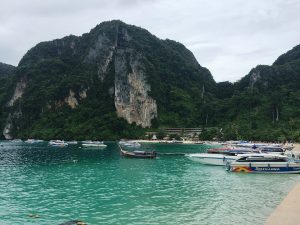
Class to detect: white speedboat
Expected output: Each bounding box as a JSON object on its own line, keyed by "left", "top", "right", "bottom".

{"left": 227, "top": 153, "right": 300, "bottom": 174}
{"left": 119, "top": 141, "right": 141, "bottom": 148}
{"left": 49, "top": 140, "right": 68, "bottom": 147}
{"left": 259, "top": 146, "right": 285, "bottom": 154}
{"left": 187, "top": 153, "right": 239, "bottom": 166}
{"left": 82, "top": 140, "right": 103, "bottom": 144}
{"left": 66, "top": 141, "right": 78, "bottom": 145}
{"left": 11, "top": 139, "right": 23, "bottom": 143}
{"left": 25, "top": 139, "right": 44, "bottom": 144}
{"left": 82, "top": 141, "right": 106, "bottom": 148}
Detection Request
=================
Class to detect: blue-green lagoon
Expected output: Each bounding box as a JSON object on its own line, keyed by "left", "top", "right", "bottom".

{"left": 0, "top": 142, "right": 299, "bottom": 225}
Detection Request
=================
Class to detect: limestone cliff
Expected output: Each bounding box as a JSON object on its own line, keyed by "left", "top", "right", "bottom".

{"left": 7, "top": 78, "right": 27, "bottom": 107}
{"left": 2, "top": 20, "right": 215, "bottom": 139}
{"left": 114, "top": 50, "right": 157, "bottom": 127}
{"left": 3, "top": 78, "right": 26, "bottom": 139}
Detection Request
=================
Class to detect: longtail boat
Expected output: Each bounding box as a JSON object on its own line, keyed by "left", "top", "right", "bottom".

{"left": 119, "top": 145, "right": 156, "bottom": 159}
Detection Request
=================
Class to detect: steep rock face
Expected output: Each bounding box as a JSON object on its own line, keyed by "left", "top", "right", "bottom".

{"left": 84, "top": 32, "right": 117, "bottom": 81}
{"left": 8, "top": 78, "right": 27, "bottom": 107}
{"left": 3, "top": 78, "right": 26, "bottom": 139}
{"left": 3, "top": 20, "right": 215, "bottom": 139}
{"left": 249, "top": 70, "right": 261, "bottom": 89}
{"left": 0, "top": 62, "right": 16, "bottom": 138}
{"left": 115, "top": 50, "right": 157, "bottom": 127}
{"left": 64, "top": 90, "right": 79, "bottom": 109}
{"left": 3, "top": 110, "right": 21, "bottom": 139}
{"left": 84, "top": 23, "right": 158, "bottom": 126}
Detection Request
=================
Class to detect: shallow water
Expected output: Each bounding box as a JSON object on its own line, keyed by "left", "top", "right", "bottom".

{"left": 0, "top": 141, "right": 299, "bottom": 225}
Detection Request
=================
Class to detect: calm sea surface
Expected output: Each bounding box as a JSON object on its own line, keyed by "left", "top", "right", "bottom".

{"left": 0, "top": 141, "right": 299, "bottom": 225}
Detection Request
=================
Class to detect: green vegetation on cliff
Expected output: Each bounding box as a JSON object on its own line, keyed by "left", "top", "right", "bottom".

{"left": 2, "top": 21, "right": 215, "bottom": 140}
{"left": 205, "top": 45, "right": 300, "bottom": 142}
{"left": 0, "top": 62, "right": 16, "bottom": 138}
{"left": 0, "top": 21, "right": 299, "bottom": 141}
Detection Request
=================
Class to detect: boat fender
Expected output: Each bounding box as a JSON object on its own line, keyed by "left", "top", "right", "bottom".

{"left": 268, "top": 163, "right": 270, "bottom": 168}
{"left": 287, "top": 163, "right": 289, "bottom": 168}
{"left": 223, "top": 157, "right": 226, "bottom": 162}
{"left": 249, "top": 163, "right": 251, "bottom": 168}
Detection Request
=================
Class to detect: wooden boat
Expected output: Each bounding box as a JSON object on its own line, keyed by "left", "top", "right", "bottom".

{"left": 119, "top": 146, "right": 156, "bottom": 159}
{"left": 119, "top": 140, "right": 141, "bottom": 148}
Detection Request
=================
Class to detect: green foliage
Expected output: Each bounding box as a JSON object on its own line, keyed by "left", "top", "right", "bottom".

{"left": 1, "top": 21, "right": 300, "bottom": 142}
{"left": 156, "top": 129, "right": 166, "bottom": 140}
{"left": 169, "top": 133, "right": 181, "bottom": 140}
{"left": 0, "top": 63, "right": 16, "bottom": 133}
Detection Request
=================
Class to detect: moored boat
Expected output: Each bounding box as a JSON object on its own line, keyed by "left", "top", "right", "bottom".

{"left": 82, "top": 140, "right": 103, "bottom": 144}
{"left": 187, "top": 153, "right": 238, "bottom": 166}
{"left": 207, "top": 147, "right": 260, "bottom": 154}
{"left": 11, "top": 139, "right": 23, "bottom": 143}
{"left": 227, "top": 154, "right": 300, "bottom": 174}
{"left": 25, "top": 139, "right": 44, "bottom": 144}
{"left": 66, "top": 141, "right": 78, "bottom": 145}
{"left": 120, "top": 146, "right": 156, "bottom": 159}
{"left": 49, "top": 140, "right": 68, "bottom": 147}
{"left": 119, "top": 140, "right": 141, "bottom": 148}
{"left": 82, "top": 141, "right": 106, "bottom": 148}
{"left": 259, "top": 146, "right": 284, "bottom": 154}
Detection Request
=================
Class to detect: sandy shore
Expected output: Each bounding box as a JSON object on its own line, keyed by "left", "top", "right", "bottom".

{"left": 264, "top": 143, "right": 300, "bottom": 224}
{"left": 138, "top": 140, "right": 300, "bottom": 149}
{"left": 292, "top": 143, "right": 300, "bottom": 152}
{"left": 265, "top": 182, "right": 300, "bottom": 225}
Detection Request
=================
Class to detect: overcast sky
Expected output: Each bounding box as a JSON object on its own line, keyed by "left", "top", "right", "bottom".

{"left": 1, "top": 0, "right": 300, "bottom": 82}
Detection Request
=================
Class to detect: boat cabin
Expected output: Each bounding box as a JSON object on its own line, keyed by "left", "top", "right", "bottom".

{"left": 236, "top": 155, "right": 288, "bottom": 163}
{"left": 260, "top": 147, "right": 284, "bottom": 153}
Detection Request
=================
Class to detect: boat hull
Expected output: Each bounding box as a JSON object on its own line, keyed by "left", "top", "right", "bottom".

{"left": 228, "top": 162, "right": 300, "bottom": 174}
{"left": 49, "top": 140, "right": 68, "bottom": 147}
{"left": 82, "top": 144, "right": 107, "bottom": 148}
{"left": 120, "top": 148, "right": 156, "bottom": 159}
{"left": 187, "top": 154, "right": 238, "bottom": 166}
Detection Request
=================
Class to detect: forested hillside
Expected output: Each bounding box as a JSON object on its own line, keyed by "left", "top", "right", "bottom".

{"left": 201, "top": 44, "right": 300, "bottom": 142}
{"left": 1, "top": 20, "right": 215, "bottom": 140}
{"left": 0, "top": 62, "right": 16, "bottom": 138}
{"left": 0, "top": 21, "right": 299, "bottom": 142}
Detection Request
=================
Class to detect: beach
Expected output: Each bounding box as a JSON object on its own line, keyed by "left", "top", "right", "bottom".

{"left": 292, "top": 143, "right": 300, "bottom": 152}
{"left": 264, "top": 142, "right": 300, "bottom": 224}
{"left": 265, "top": 182, "right": 300, "bottom": 225}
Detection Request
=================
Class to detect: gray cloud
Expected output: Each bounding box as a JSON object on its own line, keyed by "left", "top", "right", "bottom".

{"left": 0, "top": 0, "right": 299, "bottom": 82}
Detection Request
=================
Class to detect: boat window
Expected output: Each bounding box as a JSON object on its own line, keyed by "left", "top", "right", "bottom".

{"left": 237, "top": 156, "right": 287, "bottom": 162}
{"left": 237, "top": 157, "right": 247, "bottom": 162}
{"left": 261, "top": 148, "right": 284, "bottom": 152}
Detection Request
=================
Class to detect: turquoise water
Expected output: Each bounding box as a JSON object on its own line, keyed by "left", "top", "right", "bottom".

{"left": 0, "top": 141, "right": 299, "bottom": 225}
